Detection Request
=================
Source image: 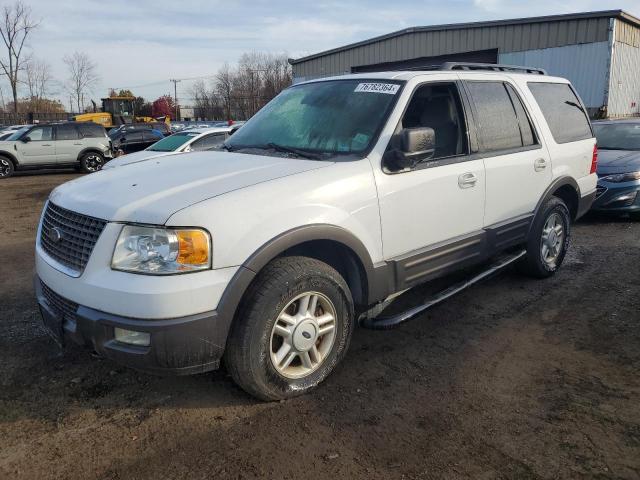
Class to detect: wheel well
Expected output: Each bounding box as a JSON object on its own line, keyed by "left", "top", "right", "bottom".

{"left": 552, "top": 184, "right": 579, "bottom": 220}
{"left": 0, "top": 151, "right": 18, "bottom": 167}
{"left": 282, "top": 240, "right": 369, "bottom": 308}
{"left": 77, "top": 149, "right": 104, "bottom": 162}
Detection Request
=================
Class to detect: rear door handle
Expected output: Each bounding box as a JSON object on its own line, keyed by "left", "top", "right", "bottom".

{"left": 534, "top": 158, "right": 547, "bottom": 172}
{"left": 42, "top": 144, "right": 52, "bottom": 146}
{"left": 458, "top": 172, "right": 478, "bottom": 189}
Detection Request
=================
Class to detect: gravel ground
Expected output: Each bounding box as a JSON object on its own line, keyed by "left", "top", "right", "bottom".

{"left": 1, "top": 172, "right": 639, "bottom": 480}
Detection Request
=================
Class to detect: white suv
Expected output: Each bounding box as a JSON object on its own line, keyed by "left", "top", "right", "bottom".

{"left": 35, "top": 64, "right": 597, "bottom": 400}
{"left": 0, "top": 122, "right": 112, "bottom": 178}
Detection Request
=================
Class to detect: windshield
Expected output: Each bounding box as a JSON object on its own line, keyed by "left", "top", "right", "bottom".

{"left": 594, "top": 123, "right": 640, "bottom": 151}
{"left": 225, "top": 79, "right": 403, "bottom": 157}
{"left": 147, "top": 132, "right": 198, "bottom": 152}
{"left": 7, "top": 127, "right": 30, "bottom": 141}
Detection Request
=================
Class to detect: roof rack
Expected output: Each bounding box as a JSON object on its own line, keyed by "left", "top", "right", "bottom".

{"left": 440, "top": 62, "right": 547, "bottom": 75}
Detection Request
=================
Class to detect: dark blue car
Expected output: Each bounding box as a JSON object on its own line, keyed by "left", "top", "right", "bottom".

{"left": 591, "top": 119, "right": 640, "bottom": 218}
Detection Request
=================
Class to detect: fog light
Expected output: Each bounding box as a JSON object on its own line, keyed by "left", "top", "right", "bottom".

{"left": 114, "top": 327, "right": 150, "bottom": 346}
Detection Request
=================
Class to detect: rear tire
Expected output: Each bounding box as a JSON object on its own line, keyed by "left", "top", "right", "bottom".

{"left": 518, "top": 196, "right": 571, "bottom": 278}
{"left": 0, "top": 156, "right": 14, "bottom": 178}
{"left": 225, "top": 256, "right": 354, "bottom": 401}
{"left": 79, "top": 152, "right": 105, "bottom": 173}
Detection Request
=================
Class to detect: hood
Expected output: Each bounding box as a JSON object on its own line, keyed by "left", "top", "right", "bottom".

{"left": 597, "top": 149, "right": 640, "bottom": 174}
{"left": 104, "top": 149, "right": 173, "bottom": 169}
{"left": 50, "top": 151, "right": 332, "bottom": 224}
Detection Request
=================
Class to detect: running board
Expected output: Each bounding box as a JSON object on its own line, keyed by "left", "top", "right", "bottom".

{"left": 360, "top": 250, "right": 526, "bottom": 330}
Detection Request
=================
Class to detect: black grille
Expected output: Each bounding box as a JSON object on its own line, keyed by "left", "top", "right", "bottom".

{"left": 40, "top": 202, "right": 107, "bottom": 274}
{"left": 40, "top": 280, "right": 78, "bottom": 322}
{"left": 595, "top": 185, "right": 607, "bottom": 199}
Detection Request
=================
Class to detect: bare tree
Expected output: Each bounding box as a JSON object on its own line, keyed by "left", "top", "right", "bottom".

{"left": 63, "top": 51, "right": 99, "bottom": 112}
{"left": 0, "top": 1, "right": 38, "bottom": 112}
{"left": 24, "top": 57, "right": 53, "bottom": 101}
{"left": 215, "top": 63, "right": 234, "bottom": 121}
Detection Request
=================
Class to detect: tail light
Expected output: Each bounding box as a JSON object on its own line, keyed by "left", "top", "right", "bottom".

{"left": 590, "top": 144, "right": 598, "bottom": 174}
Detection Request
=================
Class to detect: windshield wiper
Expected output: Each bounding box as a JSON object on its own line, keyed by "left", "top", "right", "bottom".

{"left": 264, "top": 142, "right": 325, "bottom": 160}
{"left": 221, "top": 143, "right": 234, "bottom": 152}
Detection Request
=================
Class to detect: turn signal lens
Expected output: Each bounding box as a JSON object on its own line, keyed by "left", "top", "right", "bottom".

{"left": 177, "top": 230, "right": 210, "bottom": 266}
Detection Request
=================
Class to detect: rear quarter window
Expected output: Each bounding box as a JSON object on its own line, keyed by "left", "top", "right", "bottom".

{"left": 528, "top": 82, "right": 592, "bottom": 144}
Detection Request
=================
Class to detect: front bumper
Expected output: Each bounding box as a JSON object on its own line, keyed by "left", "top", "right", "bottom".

{"left": 590, "top": 182, "right": 640, "bottom": 213}
{"left": 35, "top": 277, "right": 226, "bottom": 375}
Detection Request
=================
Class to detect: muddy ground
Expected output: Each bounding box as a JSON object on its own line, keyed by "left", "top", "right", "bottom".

{"left": 1, "top": 171, "right": 639, "bottom": 479}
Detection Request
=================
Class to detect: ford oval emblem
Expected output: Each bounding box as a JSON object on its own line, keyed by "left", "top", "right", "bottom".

{"left": 48, "top": 226, "right": 63, "bottom": 243}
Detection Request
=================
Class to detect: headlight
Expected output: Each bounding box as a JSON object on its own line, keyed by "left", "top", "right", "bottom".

{"left": 112, "top": 225, "right": 211, "bottom": 274}
{"left": 600, "top": 171, "right": 640, "bottom": 183}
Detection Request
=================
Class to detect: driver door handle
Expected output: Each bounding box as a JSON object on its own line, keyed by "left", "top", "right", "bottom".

{"left": 458, "top": 172, "right": 478, "bottom": 189}
{"left": 534, "top": 158, "right": 547, "bottom": 172}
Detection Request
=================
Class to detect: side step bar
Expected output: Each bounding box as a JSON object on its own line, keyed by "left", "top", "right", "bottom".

{"left": 360, "top": 250, "right": 526, "bottom": 330}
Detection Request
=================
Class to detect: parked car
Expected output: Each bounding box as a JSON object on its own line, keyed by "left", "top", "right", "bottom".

{"left": 103, "top": 126, "right": 236, "bottom": 169}
{"left": 34, "top": 65, "right": 596, "bottom": 400}
{"left": 108, "top": 122, "right": 171, "bottom": 136}
{"left": 591, "top": 119, "right": 640, "bottom": 218}
{"left": 109, "top": 128, "right": 164, "bottom": 155}
{"left": 0, "top": 122, "right": 112, "bottom": 178}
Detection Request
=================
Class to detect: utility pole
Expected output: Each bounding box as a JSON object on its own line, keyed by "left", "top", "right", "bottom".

{"left": 170, "top": 79, "right": 181, "bottom": 121}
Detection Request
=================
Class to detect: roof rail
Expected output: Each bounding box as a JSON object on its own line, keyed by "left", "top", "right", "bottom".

{"left": 440, "top": 62, "right": 547, "bottom": 75}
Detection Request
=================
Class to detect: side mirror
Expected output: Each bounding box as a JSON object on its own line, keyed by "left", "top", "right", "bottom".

{"left": 21, "top": 136, "right": 31, "bottom": 143}
{"left": 399, "top": 127, "right": 436, "bottom": 168}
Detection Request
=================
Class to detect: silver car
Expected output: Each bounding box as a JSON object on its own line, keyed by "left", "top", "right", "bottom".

{"left": 0, "top": 122, "right": 112, "bottom": 179}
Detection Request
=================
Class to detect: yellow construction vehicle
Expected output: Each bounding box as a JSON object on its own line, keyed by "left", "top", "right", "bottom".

{"left": 73, "top": 96, "right": 170, "bottom": 130}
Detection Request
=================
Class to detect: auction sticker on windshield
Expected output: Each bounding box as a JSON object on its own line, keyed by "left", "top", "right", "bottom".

{"left": 354, "top": 83, "right": 400, "bottom": 94}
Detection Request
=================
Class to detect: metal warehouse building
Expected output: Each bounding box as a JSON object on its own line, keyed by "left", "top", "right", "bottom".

{"left": 289, "top": 10, "right": 640, "bottom": 117}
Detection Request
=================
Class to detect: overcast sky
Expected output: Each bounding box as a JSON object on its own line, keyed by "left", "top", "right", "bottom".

{"left": 12, "top": 0, "right": 640, "bottom": 107}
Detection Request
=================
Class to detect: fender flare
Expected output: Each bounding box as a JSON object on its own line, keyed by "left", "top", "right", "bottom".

{"left": 214, "top": 224, "right": 380, "bottom": 346}
{"left": 532, "top": 176, "right": 580, "bottom": 223}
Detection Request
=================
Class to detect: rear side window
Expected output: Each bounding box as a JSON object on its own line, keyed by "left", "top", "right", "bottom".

{"left": 56, "top": 124, "right": 80, "bottom": 140}
{"left": 528, "top": 82, "right": 592, "bottom": 144}
{"left": 77, "top": 123, "right": 105, "bottom": 138}
{"left": 466, "top": 81, "right": 525, "bottom": 152}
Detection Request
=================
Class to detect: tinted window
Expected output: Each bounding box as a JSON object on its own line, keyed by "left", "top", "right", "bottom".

{"left": 191, "top": 133, "right": 225, "bottom": 151}
{"left": 400, "top": 82, "right": 468, "bottom": 160}
{"left": 143, "top": 130, "right": 163, "bottom": 142}
{"left": 78, "top": 123, "right": 105, "bottom": 138}
{"left": 27, "top": 126, "right": 53, "bottom": 141}
{"left": 505, "top": 84, "right": 536, "bottom": 147}
{"left": 56, "top": 124, "right": 80, "bottom": 141}
{"left": 123, "top": 131, "right": 144, "bottom": 143}
{"left": 593, "top": 123, "right": 640, "bottom": 151}
{"left": 466, "top": 81, "right": 522, "bottom": 152}
{"left": 528, "top": 82, "right": 592, "bottom": 144}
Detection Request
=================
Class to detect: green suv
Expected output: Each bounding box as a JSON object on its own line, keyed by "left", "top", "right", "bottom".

{"left": 0, "top": 122, "right": 112, "bottom": 179}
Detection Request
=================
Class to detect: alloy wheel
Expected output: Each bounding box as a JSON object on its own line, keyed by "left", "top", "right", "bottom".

{"left": 541, "top": 212, "right": 564, "bottom": 267}
{"left": 269, "top": 291, "right": 337, "bottom": 379}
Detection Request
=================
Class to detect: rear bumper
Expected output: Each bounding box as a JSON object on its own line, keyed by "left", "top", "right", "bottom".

{"left": 35, "top": 277, "right": 226, "bottom": 375}
{"left": 576, "top": 189, "right": 597, "bottom": 219}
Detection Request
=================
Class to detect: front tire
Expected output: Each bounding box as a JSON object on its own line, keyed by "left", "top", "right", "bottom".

{"left": 79, "top": 152, "right": 105, "bottom": 173}
{"left": 0, "top": 156, "right": 14, "bottom": 178}
{"left": 518, "top": 196, "right": 571, "bottom": 278}
{"left": 225, "top": 256, "right": 354, "bottom": 401}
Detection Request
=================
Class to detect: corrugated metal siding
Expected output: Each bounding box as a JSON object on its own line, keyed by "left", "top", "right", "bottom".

{"left": 608, "top": 41, "right": 640, "bottom": 116}
{"left": 616, "top": 19, "right": 640, "bottom": 47}
{"left": 292, "top": 17, "right": 610, "bottom": 80}
{"left": 499, "top": 42, "right": 610, "bottom": 109}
